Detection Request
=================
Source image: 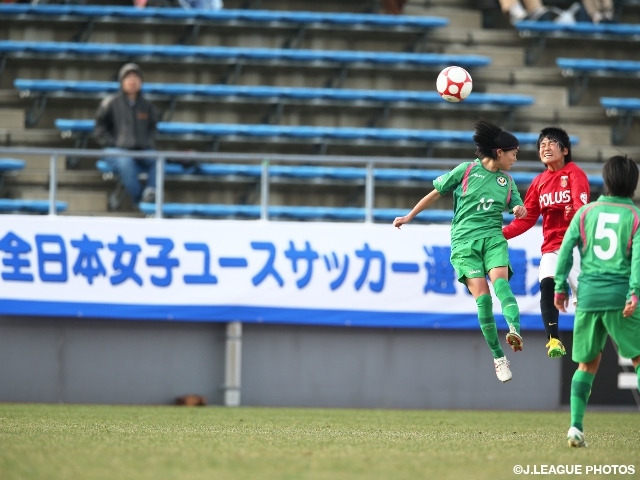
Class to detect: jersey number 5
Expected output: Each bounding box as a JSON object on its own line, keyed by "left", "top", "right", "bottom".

{"left": 594, "top": 212, "right": 620, "bottom": 260}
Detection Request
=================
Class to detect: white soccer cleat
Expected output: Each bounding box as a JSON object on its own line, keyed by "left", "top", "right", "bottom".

{"left": 494, "top": 356, "right": 512, "bottom": 383}
{"left": 567, "top": 426, "right": 587, "bottom": 447}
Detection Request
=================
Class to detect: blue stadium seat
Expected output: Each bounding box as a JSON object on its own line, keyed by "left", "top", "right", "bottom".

{"left": 0, "top": 4, "right": 450, "bottom": 31}
{"left": 373, "top": 168, "right": 447, "bottom": 182}
{"left": 56, "top": 119, "right": 569, "bottom": 149}
{"left": 557, "top": 58, "right": 640, "bottom": 73}
{"left": 0, "top": 40, "right": 491, "bottom": 69}
{"left": 15, "top": 79, "right": 534, "bottom": 108}
{"left": 516, "top": 21, "right": 640, "bottom": 65}
{"left": 600, "top": 96, "right": 640, "bottom": 145}
{"left": 96, "top": 159, "right": 190, "bottom": 177}
{"left": 517, "top": 20, "right": 640, "bottom": 35}
{"left": 197, "top": 163, "right": 262, "bottom": 178}
{"left": 137, "top": 203, "right": 536, "bottom": 223}
{"left": 139, "top": 202, "right": 262, "bottom": 219}
{"left": 0, "top": 158, "right": 26, "bottom": 172}
{"left": 0, "top": 199, "right": 67, "bottom": 214}
{"left": 98, "top": 158, "right": 603, "bottom": 192}
{"left": 601, "top": 97, "right": 640, "bottom": 110}
{"left": 137, "top": 202, "right": 437, "bottom": 222}
{"left": 557, "top": 58, "right": 640, "bottom": 104}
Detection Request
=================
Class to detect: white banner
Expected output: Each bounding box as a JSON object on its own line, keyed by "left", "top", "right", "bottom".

{"left": 0, "top": 215, "right": 573, "bottom": 329}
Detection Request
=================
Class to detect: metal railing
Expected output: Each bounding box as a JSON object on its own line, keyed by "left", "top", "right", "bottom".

{"left": 0, "top": 146, "right": 593, "bottom": 221}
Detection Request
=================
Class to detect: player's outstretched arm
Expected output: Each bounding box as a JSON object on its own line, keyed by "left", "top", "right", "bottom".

{"left": 393, "top": 190, "right": 441, "bottom": 229}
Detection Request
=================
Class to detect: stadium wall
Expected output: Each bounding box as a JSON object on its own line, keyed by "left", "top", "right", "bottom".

{"left": 0, "top": 215, "right": 566, "bottom": 409}
{"left": 0, "top": 316, "right": 561, "bottom": 409}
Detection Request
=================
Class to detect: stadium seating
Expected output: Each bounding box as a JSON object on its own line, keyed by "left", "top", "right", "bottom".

{"left": 516, "top": 21, "right": 640, "bottom": 66}
{"left": 556, "top": 58, "right": 640, "bottom": 105}
{"left": 0, "top": 4, "right": 449, "bottom": 56}
{"left": 56, "top": 119, "right": 566, "bottom": 150}
{"left": 0, "top": 158, "right": 25, "bottom": 173}
{"left": 600, "top": 97, "right": 640, "bottom": 145}
{"left": 0, "top": 199, "right": 68, "bottom": 214}
{"left": 0, "top": 4, "right": 450, "bottom": 32}
{"left": 137, "top": 202, "right": 527, "bottom": 223}
{"left": 0, "top": 158, "right": 68, "bottom": 214}
{"left": 97, "top": 159, "right": 449, "bottom": 184}
{"left": 98, "top": 155, "right": 602, "bottom": 221}
{"left": 99, "top": 159, "right": 604, "bottom": 186}
{"left": 0, "top": 40, "right": 491, "bottom": 70}
{"left": 15, "top": 79, "right": 534, "bottom": 127}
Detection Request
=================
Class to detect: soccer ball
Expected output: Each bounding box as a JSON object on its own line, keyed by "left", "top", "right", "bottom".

{"left": 436, "top": 66, "right": 473, "bottom": 103}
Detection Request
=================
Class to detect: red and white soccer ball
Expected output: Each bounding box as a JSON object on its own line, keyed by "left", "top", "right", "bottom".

{"left": 436, "top": 66, "right": 473, "bottom": 103}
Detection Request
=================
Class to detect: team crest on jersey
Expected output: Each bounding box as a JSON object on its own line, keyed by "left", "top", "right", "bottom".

{"left": 580, "top": 192, "right": 587, "bottom": 204}
{"left": 496, "top": 176, "right": 508, "bottom": 187}
{"left": 560, "top": 176, "right": 568, "bottom": 188}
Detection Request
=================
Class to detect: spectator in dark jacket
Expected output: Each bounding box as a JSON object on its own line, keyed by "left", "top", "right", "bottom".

{"left": 94, "top": 63, "right": 159, "bottom": 206}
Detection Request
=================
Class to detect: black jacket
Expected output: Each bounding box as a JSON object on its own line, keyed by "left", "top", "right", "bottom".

{"left": 93, "top": 91, "right": 158, "bottom": 150}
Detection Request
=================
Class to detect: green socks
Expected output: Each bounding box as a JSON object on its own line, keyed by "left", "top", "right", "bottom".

{"left": 570, "top": 370, "right": 595, "bottom": 432}
{"left": 476, "top": 294, "right": 504, "bottom": 359}
{"left": 493, "top": 278, "right": 521, "bottom": 334}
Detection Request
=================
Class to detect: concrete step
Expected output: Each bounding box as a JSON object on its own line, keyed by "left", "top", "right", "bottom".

{"left": 0, "top": 108, "right": 25, "bottom": 130}
{"left": 85, "top": 210, "right": 145, "bottom": 218}
{"left": 481, "top": 83, "right": 568, "bottom": 108}
{"left": 14, "top": 187, "right": 108, "bottom": 214}
{"left": 406, "top": 5, "right": 483, "bottom": 29}
{"left": 0, "top": 89, "right": 22, "bottom": 108}
{"left": 473, "top": 66, "right": 564, "bottom": 88}
{"left": 519, "top": 105, "right": 607, "bottom": 126}
{"left": 599, "top": 145, "right": 640, "bottom": 161}
{"left": 0, "top": 128, "right": 65, "bottom": 147}
{"left": 430, "top": 26, "right": 520, "bottom": 48}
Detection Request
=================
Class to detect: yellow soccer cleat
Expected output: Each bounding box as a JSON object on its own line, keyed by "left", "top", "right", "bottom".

{"left": 546, "top": 338, "right": 566, "bottom": 358}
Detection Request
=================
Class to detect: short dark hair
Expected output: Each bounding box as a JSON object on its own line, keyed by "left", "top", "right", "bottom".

{"left": 473, "top": 118, "right": 519, "bottom": 160}
{"left": 537, "top": 127, "right": 572, "bottom": 163}
{"left": 602, "top": 155, "right": 638, "bottom": 198}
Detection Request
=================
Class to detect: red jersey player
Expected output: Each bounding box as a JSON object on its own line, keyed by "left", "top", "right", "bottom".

{"left": 503, "top": 127, "right": 591, "bottom": 358}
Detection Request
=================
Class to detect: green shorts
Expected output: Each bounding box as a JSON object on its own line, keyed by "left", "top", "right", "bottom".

{"left": 450, "top": 235, "right": 513, "bottom": 285}
{"left": 572, "top": 309, "right": 640, "bottom": 363}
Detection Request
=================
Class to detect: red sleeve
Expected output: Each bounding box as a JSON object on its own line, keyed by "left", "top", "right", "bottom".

{"left": 567, "top": 166, "right": 590, "bottom": 222}
{"left": 503, "top": 177, "right": 541, "bottom": 239}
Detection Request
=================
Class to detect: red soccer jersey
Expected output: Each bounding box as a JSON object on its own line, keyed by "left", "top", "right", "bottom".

{"left": 503, "top": 162, "right": 590, "bottom": 253}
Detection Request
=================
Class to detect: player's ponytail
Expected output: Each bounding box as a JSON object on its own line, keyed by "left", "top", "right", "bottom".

{"left": 473, "top": 119, "right": 519, "bottom": 160}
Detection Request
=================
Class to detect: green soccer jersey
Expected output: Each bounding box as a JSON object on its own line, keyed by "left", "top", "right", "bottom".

{"left": 432, "top": 159, "right": 524, "bottom": 246}
{"left": 554, "top": 195, "right": 640, "bottom": 311}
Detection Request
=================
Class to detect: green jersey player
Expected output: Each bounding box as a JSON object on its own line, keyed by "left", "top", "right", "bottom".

{"left": 554, "top": 154, "right": 640, "bottom": 448}
{"left": 393, "top": 119, "right": 527, "bottom": 383}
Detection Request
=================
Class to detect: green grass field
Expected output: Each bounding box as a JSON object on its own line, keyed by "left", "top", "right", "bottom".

{"left": 0, "top": 404, "right": 638, "bottom": 480}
